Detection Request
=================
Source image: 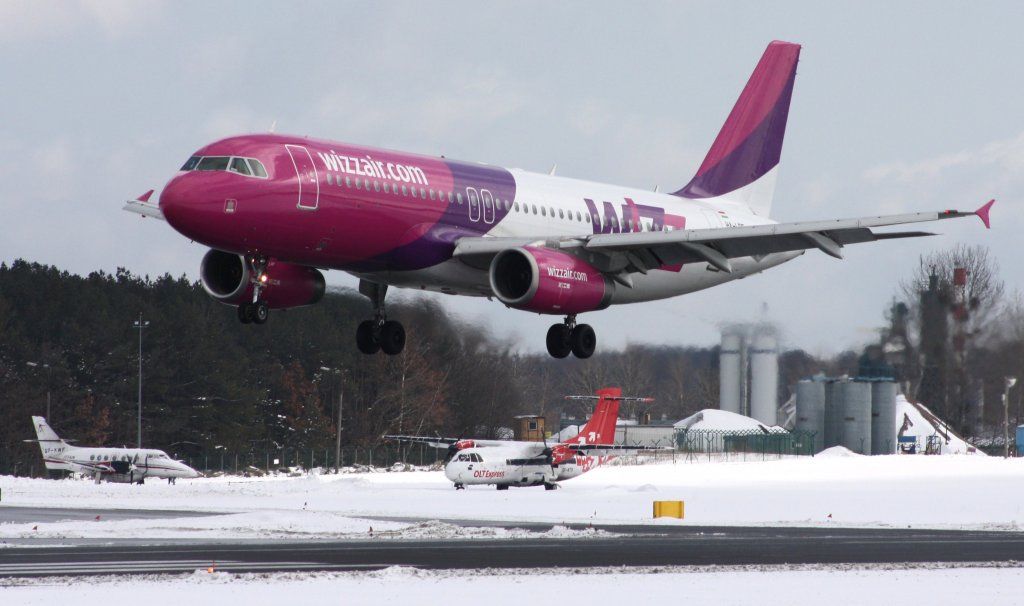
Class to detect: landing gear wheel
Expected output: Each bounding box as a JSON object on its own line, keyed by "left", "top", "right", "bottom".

{"left": 496, "top": 484, "right": 509, "bottom": 491}
{"left": 380, "top": 321, "right": 406, "bottom": 355}
{"left": 253, "top": 301, "right": 269, "bottom": 324}
{"left": 570, "top": 324, "right": 596, "bottom": 359}
{"left": 454, "top": 483, "right": 465, "bottom": 490}
{"left": 238, "top": 303, "right": 255, "bottom": 324}
{"left": 356, "top": 320, "right": 381, "bottom": 354}
{"left": 544, "top": 483, "right": 558, "bottom": 491}
{"left": 546, "top": 324, "right": 572, "bottom": 359}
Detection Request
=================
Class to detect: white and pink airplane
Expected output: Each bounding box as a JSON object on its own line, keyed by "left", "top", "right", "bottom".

{"left": 126, "top": 40, "right": 992, "bottom": 358}
{"left": 387, "top": 388, "right": 655, "bottom": 490}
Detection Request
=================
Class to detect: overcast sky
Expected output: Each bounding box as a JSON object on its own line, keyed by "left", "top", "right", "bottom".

{"left": 2, "top": 1, "right": 1021, "bottom": 356}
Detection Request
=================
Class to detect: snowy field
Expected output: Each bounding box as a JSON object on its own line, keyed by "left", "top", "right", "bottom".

{"left": 3, "top": 450, "right": 1024, "bottom": 601}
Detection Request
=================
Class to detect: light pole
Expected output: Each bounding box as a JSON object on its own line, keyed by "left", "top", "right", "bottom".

{"left": 320, "top": 366, "right": 344, "bottom": 473}
{"left": 133, "top": 313, "right": 150, "bottom": 449}
{"left": 25, "top": 361, "right": 52, "bottom": 421}
{"left": 1004, "top": 377, "right": 1017, "bottom": 458}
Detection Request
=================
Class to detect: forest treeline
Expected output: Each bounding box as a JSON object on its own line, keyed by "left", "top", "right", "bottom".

{"left": 2, "top": 247, "right": 1021, "bottom": 475}
{"left": 2, "top": 259, "right": 811, "bottom": 475}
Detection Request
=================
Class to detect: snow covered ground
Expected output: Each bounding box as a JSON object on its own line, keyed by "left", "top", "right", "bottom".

{"left": 3, "top": 451, "right": 1024, "bottom": 601}
{"left": 4, "top": 564, "right": 1024, "bottom": 605}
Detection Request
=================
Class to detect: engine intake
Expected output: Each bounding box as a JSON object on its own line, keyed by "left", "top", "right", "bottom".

{"left": 489, "top": 247, "right": 613, "bottom": 315}
{"left": 200, "top": 249, "right": 326, "bottom": 309}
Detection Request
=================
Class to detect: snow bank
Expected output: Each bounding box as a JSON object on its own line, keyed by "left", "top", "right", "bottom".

{"left": 675, "top": 409, "right": 786, "bottom": 432}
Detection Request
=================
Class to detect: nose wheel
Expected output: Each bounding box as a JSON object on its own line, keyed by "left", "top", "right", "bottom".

{"left": 356, "top": 280, "right": 405, "bottom": 355}
{"left": 546, "top": 315, "right": 596, "bottom": 359}
{"left": 238, "top": 300, "right": 269, "bottom": 325}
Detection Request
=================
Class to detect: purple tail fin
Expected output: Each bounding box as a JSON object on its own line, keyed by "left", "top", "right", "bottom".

{"left": 674, "top": 41, "right": 801, "bottom": 205}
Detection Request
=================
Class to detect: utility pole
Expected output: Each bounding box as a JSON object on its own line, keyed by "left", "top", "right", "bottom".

{"left": 1004, "top": 377, "right": 1018, "bottom": 458}
{"left": 335, "top": 388, "right": 343, "bottom": 473}
{"left": 133, "top": 313, "right": 150, "bottom": 449}
{"left": 26, "top": 361, "right": 52, "bottom": 421}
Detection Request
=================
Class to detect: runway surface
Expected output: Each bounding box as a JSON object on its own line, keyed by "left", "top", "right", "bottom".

{"left": 0, "top": 505, "right": 223, "bottom": 524}
{"left": 3, "top": 523, "right": 1023, "bottom": 577}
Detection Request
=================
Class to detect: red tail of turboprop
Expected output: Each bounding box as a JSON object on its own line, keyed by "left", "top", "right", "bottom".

{"left": 563, "top": 388, "right": 656, "bottom": 445}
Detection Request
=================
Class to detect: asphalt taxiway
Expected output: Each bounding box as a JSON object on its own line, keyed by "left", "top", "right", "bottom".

{"left": 2, "top": 518, "right": 1022, "bottom": 577}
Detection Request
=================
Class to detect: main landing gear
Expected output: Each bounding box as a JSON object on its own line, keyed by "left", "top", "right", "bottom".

{"left": 238, "top": 255, "right": 270, "bottom": 325}
{"left": 356, "top": 280, "right": 406, "bottom": 355}
{"left": 545, "top": 315, "right": 596, "bottom": 359}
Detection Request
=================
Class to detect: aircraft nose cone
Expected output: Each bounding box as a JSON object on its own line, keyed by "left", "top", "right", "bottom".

{"left": 159, "top": 174, "right": 191, "bottom": 229}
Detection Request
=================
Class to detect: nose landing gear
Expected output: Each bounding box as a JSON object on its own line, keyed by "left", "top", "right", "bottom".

{"left": 356, "top": 280, "right": 406, "bottom": 355}
{"left": 238, "top": 255, "right": 270, "bottom": 325}
{"left": 545, "top": 315, "right": 596, "bottom": 359}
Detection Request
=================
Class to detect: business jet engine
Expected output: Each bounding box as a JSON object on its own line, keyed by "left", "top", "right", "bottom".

{"left": 200, "top": 249, "right": 325, "bottom": 323}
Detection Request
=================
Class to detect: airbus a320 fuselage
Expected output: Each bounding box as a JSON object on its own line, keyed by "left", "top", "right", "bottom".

{"left": 127, "top": 41, "right": 991, "bottom": 357}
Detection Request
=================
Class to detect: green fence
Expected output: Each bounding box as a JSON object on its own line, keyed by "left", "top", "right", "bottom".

{"left": 677, "top": 428, "right": 818, "bottom": 461}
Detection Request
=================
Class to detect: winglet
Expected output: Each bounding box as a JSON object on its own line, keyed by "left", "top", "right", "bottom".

{"left": 975, "top": 199, "right": 995, "bottom": 229}
{"left": 138, "top": 189, "right": 154, "bottom": 203}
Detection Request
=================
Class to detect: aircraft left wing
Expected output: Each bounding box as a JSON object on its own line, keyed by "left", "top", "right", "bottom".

{"left": 453, "top": 200, "right": 993, "bottom": 278}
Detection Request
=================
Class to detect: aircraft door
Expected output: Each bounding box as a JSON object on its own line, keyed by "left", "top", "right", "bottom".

{"left": 481, "top": 189, "right": 495, "bottom": 224}
{"left": 286, "top": 144, "right": 320, "bottom": 210}
{"left": 467, "top": 188, "right": 480, "bottom": 222}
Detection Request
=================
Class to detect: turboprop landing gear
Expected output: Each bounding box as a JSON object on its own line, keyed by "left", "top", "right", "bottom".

{"left": 356, "top": 280, "right": 405, "bottom": 355}
{"left": 238, "top": 255, "right": 270, "bottom": 325}
{"left": 454, "top": 483, "right": 465, "bottom": 490}
{"left": 545, "top": 315, "right": 596, "bottom": 359}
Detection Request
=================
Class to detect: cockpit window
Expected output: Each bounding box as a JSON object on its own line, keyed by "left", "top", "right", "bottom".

{"left": 196, "top": 156, "right": 231, "bottom": 171}
{"left": 248, "top": 159, "right": 267, "bottom": 178}
{"left": 229, "top": 157, "right": 252, "bottom": 176}
{"left": 182, "top": 155, "right": 268, "bottom": 179}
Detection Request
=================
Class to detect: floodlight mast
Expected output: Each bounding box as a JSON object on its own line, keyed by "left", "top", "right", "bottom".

{"left": 133, "top": 313, "right": 150, "bottom": 449}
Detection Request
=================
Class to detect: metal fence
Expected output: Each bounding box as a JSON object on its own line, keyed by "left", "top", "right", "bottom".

{"left": 1, "top": 429, "right": 822, "bottom": 478}
{"left": 675, "top": 428, "right": 818, "bottom": 462}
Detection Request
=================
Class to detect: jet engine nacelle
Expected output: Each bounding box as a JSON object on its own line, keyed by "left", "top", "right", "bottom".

{"left": 488, "top": 246, "right": 613, "bottom": 315}
{"left": 200, "top": 249, "right": 326, "bottom": 309}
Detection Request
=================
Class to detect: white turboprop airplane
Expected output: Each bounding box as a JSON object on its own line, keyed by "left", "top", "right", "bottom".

{"left": 387, "top": 388, "right": 657, "bottom": 490}
{"left": 28, "top": 416, "right": 200, "bottom": 484}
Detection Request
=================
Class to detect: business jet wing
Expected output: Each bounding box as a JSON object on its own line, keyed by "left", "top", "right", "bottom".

{"left": 453, "top": 200, "right": 993, "bottom": 277}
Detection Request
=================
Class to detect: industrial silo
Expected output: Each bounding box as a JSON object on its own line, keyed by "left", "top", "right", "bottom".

{"left": 719, "top": 331, "right": 744, "bottom": 415}
{"left": 824, "top": 380, "right": 845, "bottom": 449}
{"left": 841, "top": 381, "right": 872, "bottom": 454}
{"left": 795, "top": 379, "right": 826, "bottom": 453}
{"left": 749, "top": 331, "right": 779, "bottom": 425}
{"left": 871, "top": 381, "right": 898, "bottom": 455}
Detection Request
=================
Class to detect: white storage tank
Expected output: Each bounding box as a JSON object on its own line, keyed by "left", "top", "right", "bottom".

{"left": 719, "top": 331, "right": 744, "bottom": 415}
{"left": 749, "top": 331, "right": 779, "bottom": 425}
